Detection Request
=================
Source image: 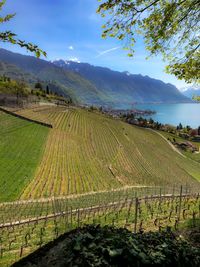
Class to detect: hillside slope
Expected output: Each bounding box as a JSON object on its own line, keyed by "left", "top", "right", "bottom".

{"left": 0, "top": 49, "right": 190, "bottom": 107}
{"left": 53, "top": 60, "right": 190, "bottom": 107}
{"left": 0, "top": 110, "right": 49, "bottom": 201}
{"left": 0, "top": 61, "right": 37, "bottom": 82}
{"left": 0, "top": 106, "right": 198, "bottom": 201}
{"left": 0, "top": 49, "right": 108, "bottom": 104}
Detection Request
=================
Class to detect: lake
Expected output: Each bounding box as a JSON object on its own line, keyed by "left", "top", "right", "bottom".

{"left": 133, "top": 103, "right": 200, "bottom": 128}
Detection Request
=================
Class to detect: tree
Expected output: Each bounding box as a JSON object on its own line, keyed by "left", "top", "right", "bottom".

{"left": 0, "top": 77, "right": 30, "bottom": 96}
{"left": 177, "top": 123, "right": 183, "bottom": 130}
{"left": 35, "top": 82, "right": 43, "bottom": 91}
{"left": 46, "top": 85, "right": 50, "bottom": 94}
{"left": 149, "top": 118, "right": 154, "bottom": 124}
{"left": 186, "top": 125, "right": 191, "bottom": 132}
{"left": 198, "top": 126, "right": 200, "bottom": 135}
{"left": 97, "top": 0, "right": 200, "bottom": 84}
{"left": 0, "top": 0, "right": 46, "bottom": 57}
{"left": 68, "top": 97, "right": 73, "bottom": 104}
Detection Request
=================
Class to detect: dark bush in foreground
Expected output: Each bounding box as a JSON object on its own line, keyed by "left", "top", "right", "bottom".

{"left": 12, "top": 225, "right": 200, "bottom": 267}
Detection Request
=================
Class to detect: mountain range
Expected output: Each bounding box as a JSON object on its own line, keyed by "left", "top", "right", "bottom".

{"left": 53, "top": 59, "right": 191, "bottom": 107}
{"left": 182, "top": 86, "right": 200, "bottom": 99}
{"left": 0, "top": 49, "right": 190, "bottom": 107}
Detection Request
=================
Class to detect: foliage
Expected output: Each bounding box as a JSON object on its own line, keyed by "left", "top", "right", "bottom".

{"left": 0, "top": 189, "right": 199, "bottom": 266}
{"left": 0, "top": 76, "right": 30, "bottom": 96}
{"left": 12, "top": 225, "right": 200, "bottom": 267}
{"left": 192, "top": 95, "right": 200, "bottom": 102}
{"left": 46, "top": 85, "right": 50, "bottom": 94}
{"left": 0, "top": 0, "right": 46, "bottom": 57}
{"left": 0, "top": 75, "right": 71, "bottom": 103}
{"left": 31, "top": 84, "right": 72, "bottom": 102}
{"left": 97, "top": 0, "right": 200, "bottom": 83}
{"left": 35, "top": 82, "right": 43, "bottom": 90}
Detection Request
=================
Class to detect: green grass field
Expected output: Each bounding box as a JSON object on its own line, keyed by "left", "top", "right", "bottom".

{"left": 0, "top": 110, "right": 49, "bottom": 201}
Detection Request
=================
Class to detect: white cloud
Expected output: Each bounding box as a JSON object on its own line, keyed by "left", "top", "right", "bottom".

{"left": 68, "top": 57, "right": 80, "bottom": 63}
{"left": 96, "top": 46, "right": 120, "bottom": 58}
{"left": 68, "top": 46, "right": 74, "bottom": 50}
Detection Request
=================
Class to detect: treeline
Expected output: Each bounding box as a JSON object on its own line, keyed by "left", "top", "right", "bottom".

{"left": 0, "top": 75, "right": 30, "bottom": 96}
{"left": 122, "top": 114, "right": 163, "bottom": 130}
{"left": 0, "top": 76, "right": 73, "bottom": 104}
{"left": 32, "top": 82, "right": 72, "bottom": 104}
{"left": 122, "top": 113, "right": 200, "bottom": 142}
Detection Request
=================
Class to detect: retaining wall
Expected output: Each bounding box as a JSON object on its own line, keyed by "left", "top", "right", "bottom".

{"left": 0, "top": 106, "right": 53, "bottom": 128}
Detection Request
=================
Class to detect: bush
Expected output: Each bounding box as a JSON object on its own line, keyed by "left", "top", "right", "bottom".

{"left": 12, "top": 225, "right": 200, "bottom": 267}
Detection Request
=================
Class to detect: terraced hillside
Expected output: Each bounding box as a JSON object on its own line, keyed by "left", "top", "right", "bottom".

{"left": 0, "top": 105, "right": 200, "bottom": 267}
{"left": 0, "top": 110, "right": 49, "bottom": 201}
{"left": 0, "top": 105, "right": 197, "bottom": 201}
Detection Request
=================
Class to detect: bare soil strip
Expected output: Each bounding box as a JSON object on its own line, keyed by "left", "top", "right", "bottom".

{"left": 0, "top": 185, "right": 156, "bottom": 207}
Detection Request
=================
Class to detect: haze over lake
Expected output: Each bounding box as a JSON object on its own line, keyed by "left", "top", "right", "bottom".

{"left": 133, "top": 103, "right": 200, "bottom": 128}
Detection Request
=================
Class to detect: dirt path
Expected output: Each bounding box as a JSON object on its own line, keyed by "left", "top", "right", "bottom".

{"left": 147, "top": 128, "right": 186, "bottom": 158}
{"left": 0, "top": 185, "right": 157, "bottom": 207}
{"left": 148, "top": 129, "right": 200, "bottom": 169}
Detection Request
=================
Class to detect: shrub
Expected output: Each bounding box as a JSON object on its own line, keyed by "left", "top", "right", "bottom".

{"left": 12, "top": 225, "right": 200, "bottom": 267}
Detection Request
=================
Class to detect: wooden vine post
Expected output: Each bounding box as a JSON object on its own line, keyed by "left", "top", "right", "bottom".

{"left": 134, "top": 197, "right": 139, "bottom": 233}
{"left": 178, "top": 185, "right": 183, "bottom": 222}
{"left": 77, "top": 208, "right": 80, "bottom": 228}
{"left": 70, "top": 206, "right": 73, "bottom": 228}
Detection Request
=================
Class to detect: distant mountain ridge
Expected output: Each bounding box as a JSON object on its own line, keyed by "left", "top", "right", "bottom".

{"left": 0, "top": 49, "right": 107, "bottom": 104}
{"left": 53, "top": 59, "right": 190, "bottom": 107}
{"left": 182, "top": 87, "right": 200, "bottom": 99}
{"left": 0, "top": 49, "right": 191, "bottom": 107}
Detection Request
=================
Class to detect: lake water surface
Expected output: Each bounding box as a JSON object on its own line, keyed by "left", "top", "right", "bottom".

{"left": 133, "top": 103, "right": 200, "bottom": 128}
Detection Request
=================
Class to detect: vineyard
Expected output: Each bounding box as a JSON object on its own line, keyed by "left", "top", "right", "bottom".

{"left": 0, "top": 188, "right": 199, "bottom": 266}
{"left": 0, "top": 105, "right": 200, "bottom": 266}
{"left": 3, "top": 105, "right": 199, "bottom": 200}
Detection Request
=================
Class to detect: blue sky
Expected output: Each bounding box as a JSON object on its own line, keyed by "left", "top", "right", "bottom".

{"left": 1, "top": 0, "right": 189, "bottom": 89}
